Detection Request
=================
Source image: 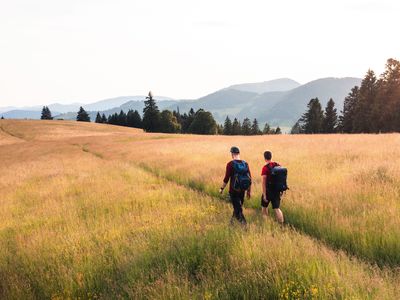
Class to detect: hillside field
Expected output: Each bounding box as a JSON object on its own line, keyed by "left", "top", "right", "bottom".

{"left": 0, "top": 120, "right": 399, "bottom": 299}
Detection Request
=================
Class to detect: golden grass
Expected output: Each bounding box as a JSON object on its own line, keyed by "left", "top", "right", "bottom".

{"left": 0, "top": 120, "right": 399, "bottom": 299}
{"left": 114, "top": 133, "right": 400, "bottom": 266}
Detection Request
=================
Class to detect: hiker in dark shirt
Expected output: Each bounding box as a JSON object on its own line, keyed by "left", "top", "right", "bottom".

{"left": 219, "top": 146, "right": 252, "bottom": 225}
{"left": 261, "top": 150, "right": 284, "bottom": 224}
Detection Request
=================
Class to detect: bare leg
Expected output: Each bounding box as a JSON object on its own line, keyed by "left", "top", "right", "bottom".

{"left": 274, "top": 208, "right": 284, "bottom": 224}
{"left": 262, "top": 207, "right": 268, "bottom": 217}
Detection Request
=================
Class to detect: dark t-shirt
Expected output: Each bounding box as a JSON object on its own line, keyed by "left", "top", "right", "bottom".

{"left": 223, "top": 160, "right": 252, "bottom": 194}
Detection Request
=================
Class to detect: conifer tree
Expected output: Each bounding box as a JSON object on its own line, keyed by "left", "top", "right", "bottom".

{"left": 1, "top": 116, "right": 4, "bottom": 119}
{"left": 142, "top": 91, "right": 160, "bottom": 132}
{"left": 173, "top": 108, "right": 182, "bottom": 125}
{"left": 223, "top": 116, "right": 233, "bottom": 135}
{"left": 251, "top": 118, "right": 261, "bottom": 135}
{"left": 76, "top": 106, "right": 90, "bottom": 122}
{"left": 290, "top": 121, "right": 302, "bottom": 134}
{"left": 299, "top": 98, "right": 324, "bottom": 133}
{"left": 340, "top": 86, "right": 359, "bottom": 133}
{"left": 275, "top": 126, "right": 282, "bottom": 134}
{"left": 377, "top": 58, "right": 400, "bottom": 132}
{"left": 353, "top": 70, "right": 377, "bottom": 133}
{"left": 41, "top": 106, "right": 53, "bottom": 120}
{"left": 101, "top": 113, "right": 107, "bottom": 123}
{"left": 217, "top": 124, "right": 224, "bottom": 135}
{"left": 263, "top": 122, "right": 271, "bottom": 134}
{"left": 241, "top": 118, "right": 252, "bottom": 135}
{"left": 181, "top": 108, "right": 195, "bottom": 133}
{"left": 127, "top": 109, "right": 142, "bottom": 128}
{"left": 231, "top": 118, "right": 241, "bottom": 135}
{"left": 118, "top": 110, "right": 127, "bottom": 126}
{"left": 95, "top": 112, "right": 102, "bottom": 123}
{"left": 322, "top": 98, "right": 338, "bottom": 133}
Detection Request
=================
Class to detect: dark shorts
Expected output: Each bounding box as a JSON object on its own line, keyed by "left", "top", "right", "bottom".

{"left": 261, "top": 190, "right": 281, "bottom": 209}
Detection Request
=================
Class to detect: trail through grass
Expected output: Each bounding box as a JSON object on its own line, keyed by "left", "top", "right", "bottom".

{"left": 1, "top": 120, "right": 400, "bottom": 299}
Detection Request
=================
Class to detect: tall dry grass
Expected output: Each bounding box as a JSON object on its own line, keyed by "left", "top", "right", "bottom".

{"left": 0, "top": 120, "right": 399, "bottom": 299}
{"left": 108, "top": 133, "right": 400, "bottom": 267}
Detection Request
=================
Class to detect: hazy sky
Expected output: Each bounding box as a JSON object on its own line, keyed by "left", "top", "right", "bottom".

{"left": 1, "top": 0, "right": 399, "bottom": 107}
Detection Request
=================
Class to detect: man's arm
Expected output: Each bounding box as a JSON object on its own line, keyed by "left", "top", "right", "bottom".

{"left": 246, "top": 163, "right": 252, "bottom": 198}
{"left": 219, "top": 163, "right": 231, "bottom": 194}
{"left": 262, "top": 175, "right": 267, "bottom": 200}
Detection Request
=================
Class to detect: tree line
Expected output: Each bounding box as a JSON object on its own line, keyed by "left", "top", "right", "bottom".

{"left": 222, "top": 116, "right": 281, "bottom": 135}
{"left": 293, "top": 58, "right": 400, "bottom": 134}
{"left": 140, "top": 92, "right": 218, "bottom": 134}
{"left": 39, "top": 93, "right": 282, "bottom": 135}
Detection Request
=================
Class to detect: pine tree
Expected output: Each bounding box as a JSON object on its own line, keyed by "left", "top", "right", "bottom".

{"left": 41, "top": 106, "right": 53, "bottom": 120}
{"left": 127, "top": 110, "right": 142, "bottom": 128}
{"left": 76, "top": 106, "right": 90, "bottom": 122}
{"left": 101, "top": 113, "right": 107, "bottom": 123}
{"left": 118, "top": 110, "right": 127, "bottom": 126}
{"left": 1, "top": 116, "right": 4, "bottom": 120}
{"left": 275, "top": 126, "right": 282, "bottom": 134}
{"left": 142, "top": 91, "right": 160, "bottom": 132}
{"left": 108, "top": 113, "right": 118, "bottom": 125}
{"left": 181, "top": 108, "right": 195, "bottom": 133}
{"left": 241, "top": 118, "right": 252, "bottom": 135}
{"left": 251, "top": 118, "right": 261, "bottom": 135}
{"left": 299, "top": 98, "right": 324, "bottom": 133}
{"left": 290, "top": 121, "right": 301, "bottom": 134}
{"left": 217, "top": 124, "right": 224, "bottom": 135}
{"left": 322, "top": 98, "right": 338, "bottom": 133}
{"left": 353, "top": 70, "right": 377, "bottom": 133}
{"left": 340, "top": 86, "right": 359, "bottom": 133}
{"left": 95, "top": 112, "right": 102, "bottom": 123}
{"left": 263, "top": 122, "right": 271, "bottom": 134}
{"left": 231, "top": 118, "right": 241, "bottom": 135}
{"left": 377, "top": 58, "right": 400, "bottom": 132}
{"left": 223, "top": 116, "right": 232, "bottom": 135}
{"left": 173, "top": 108, "right": 182, "bottom": 125}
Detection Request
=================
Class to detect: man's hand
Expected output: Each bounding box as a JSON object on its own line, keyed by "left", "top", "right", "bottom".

{"left": 246, "top": 190, "right": 251, "bottom": 199}
{"left": 263, "top": 193, "right": 267, "bottom": 201}
{"left": 219, "top": 187, "right": 224, "bottom": 194}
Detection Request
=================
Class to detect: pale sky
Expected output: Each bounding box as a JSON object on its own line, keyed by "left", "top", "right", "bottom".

{"left": 1, "top": 0, "right": 399, "bottom": 107}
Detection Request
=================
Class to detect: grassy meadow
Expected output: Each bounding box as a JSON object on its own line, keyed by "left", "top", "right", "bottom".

{"left": 1, "top": 119, "right": 399, "bottom": 299}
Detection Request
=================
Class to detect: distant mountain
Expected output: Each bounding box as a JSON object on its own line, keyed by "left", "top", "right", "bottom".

{"left": 226, "top": 78, "right": 301, "bottom": 94}
{"left": 1, "top": 95, "right": 173, "bottom": 119}
{"left": 2, "top": 77, "right": 362, "bottom": 126}
{"left": 164, "top": 89, "right": 258, "bottom": 121}
{"left": 84, "top": 96, "right": 173, "bottom": 112}
{"left": 0, "top": 106, "right": 17, "bottom": 113}
{"left": 1, "top": 110, "right": 60, "bottom": 119}
{"left": 258, "top": 77, "right": 362, "bottom": 125}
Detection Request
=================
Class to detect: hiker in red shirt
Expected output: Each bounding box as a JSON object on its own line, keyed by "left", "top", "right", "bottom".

{"left": 219, "top": 146, "right": 252, "bottom": 225}
{"left": 261, "top": 150, "right": 284, "bottom": 224}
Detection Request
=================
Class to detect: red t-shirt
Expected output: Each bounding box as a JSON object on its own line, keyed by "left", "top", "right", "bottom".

{"left": 261, "top": 162, "right": 280, "bottom": 190}
{"left": 223, "top": 160, "right": 252, "bottom": 194}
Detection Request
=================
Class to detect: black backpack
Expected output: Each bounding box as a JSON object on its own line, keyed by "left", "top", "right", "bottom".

{"left": 232, "top": 160, "right": 252, "bottom": 192}
{"left": 267, "top": 163, "right": 289, "bottom": 193}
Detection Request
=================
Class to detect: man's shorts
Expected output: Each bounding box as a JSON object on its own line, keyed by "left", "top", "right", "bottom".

{"left": 261, "top": 190, "right": 281, "bottom": 209}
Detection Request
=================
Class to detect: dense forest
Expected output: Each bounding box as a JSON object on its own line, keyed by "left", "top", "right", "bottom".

{"left": 293, "top": 58, "right": 400, "bottom": 134}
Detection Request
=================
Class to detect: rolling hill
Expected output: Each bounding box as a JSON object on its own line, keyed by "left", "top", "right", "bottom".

{"left": 226, "top": 78, "right": 301, "bottom": 94}
{"left": 2, "top": 77, "right": 361, "bottom": 127}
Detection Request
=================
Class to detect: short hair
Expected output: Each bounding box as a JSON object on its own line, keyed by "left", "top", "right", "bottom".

{"left": 230, "top": 146, "right": 240, "bottom": 154}
{"left": 264, "top": 151, "right": 272, "bottom": 160}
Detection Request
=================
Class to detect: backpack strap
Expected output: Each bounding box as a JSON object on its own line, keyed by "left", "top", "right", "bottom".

{"left": 266, "top": 162, "right": 275, "bottom": 171}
